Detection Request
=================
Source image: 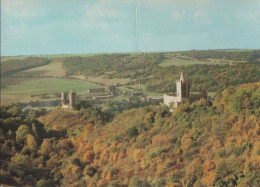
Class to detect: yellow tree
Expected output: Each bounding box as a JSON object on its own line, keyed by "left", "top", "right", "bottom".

{"left": 26, "top": 134, "right": 37, "bottom": 152}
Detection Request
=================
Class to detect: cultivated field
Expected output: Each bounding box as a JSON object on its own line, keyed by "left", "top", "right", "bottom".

{"left": 1, "top": 78, "right": 102, "bottom": 105}
{"left": 118, "top": 84, "right": 162, "bottom": 96}
{"left": 1, "top": 59, "right": 104, "bottom": 106}
{"left": 13, "top": 61, "right": 66, "bottom": 77}
{"left": 85, "top": 76, "right": 132, "bottom": 86}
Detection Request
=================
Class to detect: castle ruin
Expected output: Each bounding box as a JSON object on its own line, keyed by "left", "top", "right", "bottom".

{"left": 61, "top": 90, "right": 76, "bottom": 109}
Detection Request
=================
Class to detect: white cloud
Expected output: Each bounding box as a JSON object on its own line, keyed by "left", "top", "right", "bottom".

{"left": 2, "top": 0, "right": 38, "bottom": 20}
{"left": 81, "top": 19, "right": 108, "bottom": 30}
{"left": 173, "top": 11, "right": 186, "bottom": 19}
{"left": 81, "top": 2, "right": 123, "bottom": 30}
{"left": 193, "top": 10, "right": 206, "bottom": 19}
{"left": 86, "top": 4, "right": 120, "bottom": 18}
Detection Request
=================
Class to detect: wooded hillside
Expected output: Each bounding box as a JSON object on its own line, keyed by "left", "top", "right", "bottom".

{"left": 1, "top": 82, "right": 259, "bottom": 186}
{"left": 62, "top": 53, "right": 260, "bottom": 93}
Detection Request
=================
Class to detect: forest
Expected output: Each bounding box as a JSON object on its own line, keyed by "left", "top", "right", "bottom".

{"left": 62, "top": 54, "right": 162, "bottom": 78}
{"left": 1, "top": 82, "right": 259, "bottom": 186}
{"left": 181, "top": 50, "right": 260, "bottom": 62}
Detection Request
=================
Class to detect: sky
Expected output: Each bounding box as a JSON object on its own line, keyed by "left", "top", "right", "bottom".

{"left": 1, "top": 0, "right": 260, "bottom": 56}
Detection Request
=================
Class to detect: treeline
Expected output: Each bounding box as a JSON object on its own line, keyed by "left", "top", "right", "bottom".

{"left": 147, "top": 62, "right": 260, "bottom": 93}
{"left": 181, "top": 50, "right": 260, "bottom": 61}
{"left": 1, "top": 83, "right": 259, "bottom": 186}
{"left": 62, "top": 53, "right": 162, "bottom": 78}
{"left": 1, "top": 57, "right": 51, "bottom": 76}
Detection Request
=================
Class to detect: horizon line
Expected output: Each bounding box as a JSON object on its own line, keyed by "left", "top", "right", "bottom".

{"left": 1, "top": 48, "right": 259, "bottom": 58}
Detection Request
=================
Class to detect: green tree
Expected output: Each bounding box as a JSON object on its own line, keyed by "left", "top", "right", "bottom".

{"left": 26, "top": 134, "right": 37, "bottom": 152}
{"left": 39, "top": 138, "right": 53, "bottom": 156}
{"left": 16, "top": 125, "right": 30, "bottom": 143}
{"left": 129, "top": 176, "right": 150, "bottom": 187}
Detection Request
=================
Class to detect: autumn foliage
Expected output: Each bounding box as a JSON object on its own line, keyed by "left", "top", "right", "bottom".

{"left": 0, "top": 82, "right": 259, "bottom": 186}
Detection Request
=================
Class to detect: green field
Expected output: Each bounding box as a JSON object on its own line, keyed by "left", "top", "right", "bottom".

{"left": 13, "top": 62, "right": 65, "bottom": 77}
{"left": 1, "top": 78, "right": 103, "bottom": 105}
{"left": 85, "top": 75, "right": 132, "bottom": 86}
{"left": 118, "top": 84, "right": 162, "bottom": 96}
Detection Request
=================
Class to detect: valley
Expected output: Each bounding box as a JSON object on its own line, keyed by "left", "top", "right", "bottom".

{"left": 1, "top": 50, "right": 260, "bottom": 186}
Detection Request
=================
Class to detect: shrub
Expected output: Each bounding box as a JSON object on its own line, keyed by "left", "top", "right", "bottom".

{"left": 126, "top": 127, "right": 139, "bottom": 138}
{"left": 108, "top": 180, "right": 120, "bottom": 187}
{"left": 129, "top": 176, "right": 150, "bottom": 187}
{"left": 83, "top": 165, "right": 97, "bottom": 177}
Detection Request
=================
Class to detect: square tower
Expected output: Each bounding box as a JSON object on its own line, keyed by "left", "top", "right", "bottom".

{"left": 176, "top": 72, "right": 190, "bottom": 102}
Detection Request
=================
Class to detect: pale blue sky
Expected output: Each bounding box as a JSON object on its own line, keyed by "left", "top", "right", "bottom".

{"left": 1, "top": 0, "right": 260, "bottom": 56}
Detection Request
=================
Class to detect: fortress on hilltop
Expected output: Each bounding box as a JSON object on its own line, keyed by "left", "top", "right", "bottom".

{"left": 164, "top": 72, "right": 191, "bottom": 108}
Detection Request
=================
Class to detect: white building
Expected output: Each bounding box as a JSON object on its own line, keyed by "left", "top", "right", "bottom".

{"left": 163, "top": 73, "right": 190, "bottom": 108}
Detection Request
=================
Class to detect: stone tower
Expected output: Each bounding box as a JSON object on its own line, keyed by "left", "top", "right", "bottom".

{"left": 69, "top": 90, "right": 76, "bottom": 109}
{"left": 163, "top": 72, "right": 191, "bottom": 108}
{"left": 61, "top": 92, "right": 67, "bottom": 106}
{"left": 61, "top": 91, "right": 76, "bottom": 109}
{"left": 176, "top": 72, "right": 190, "bottom": 102}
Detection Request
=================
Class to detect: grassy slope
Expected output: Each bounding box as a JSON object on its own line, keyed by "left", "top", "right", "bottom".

{"left": 1, "top": 60, "right": 104, "bottom": 105}
{"left": 3, "top": 78, "right": 101, "bottom": 95}
{"left": 1, "top": 78, "right": 102, "bottom": 105}
{"left": 85, "top": 75, "right": 132, "bottom": 86}
{"left": 13, "top": 62, "right": 65, "bottom": 77}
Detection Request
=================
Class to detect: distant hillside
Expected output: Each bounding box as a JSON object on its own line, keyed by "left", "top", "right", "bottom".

{"left": 1, "top": 82, "right": 259, "bottom": 186}
{"left": 1, "top": 57, "right": 50, "bottom": 76}
{"left": 62, "top": 53, "right": 260, "bottom": 93}
{"left": 181, "top": 50, "right": 260, "bottom": 61}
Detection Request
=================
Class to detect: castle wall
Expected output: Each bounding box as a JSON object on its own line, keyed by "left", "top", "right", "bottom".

{"left": 163, "top": 95, "right": 180, "bottom": 108}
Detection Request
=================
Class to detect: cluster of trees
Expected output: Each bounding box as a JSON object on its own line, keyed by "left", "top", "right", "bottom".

{"left": 181, "top": 50, "right": 260, "bottom": 62}
{"left": 63, "top": 53, "right": 162, "bottom": 78}
{"left": 1, "top": 82, "right": 259, "bottom": 186}
{"left": 1, "top": 57, "right": 51, "bottom": 76}
{"left": 214, "top": 82, "right": 260, "bottom": 117}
